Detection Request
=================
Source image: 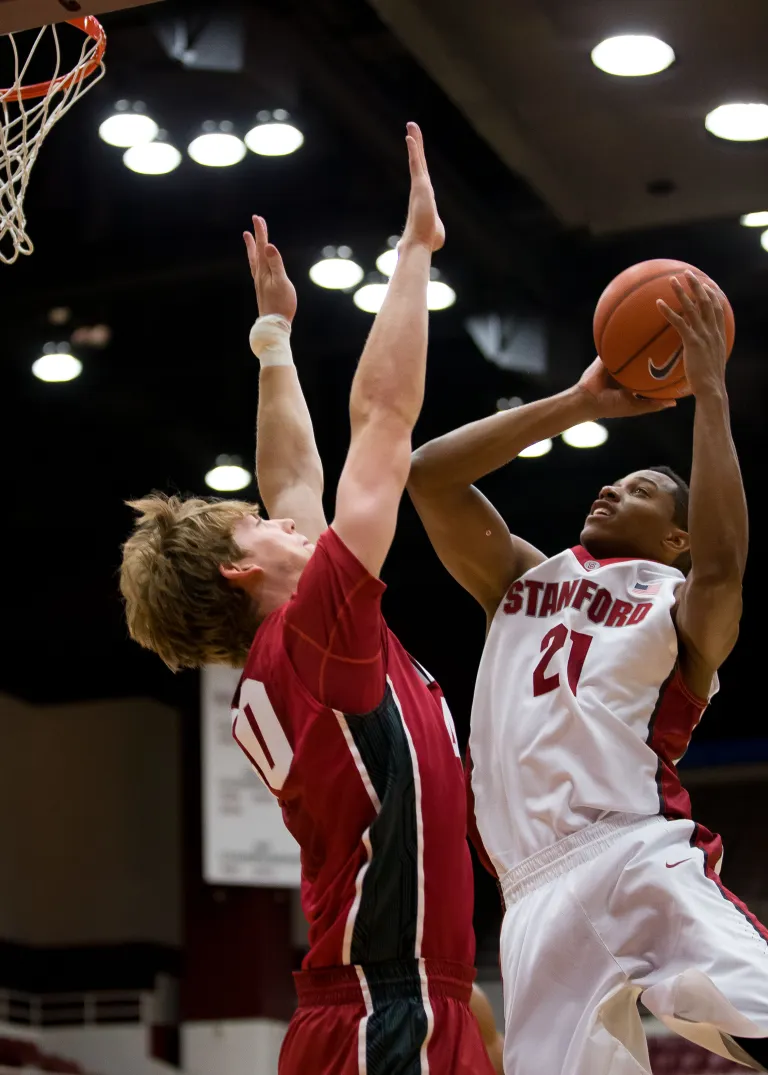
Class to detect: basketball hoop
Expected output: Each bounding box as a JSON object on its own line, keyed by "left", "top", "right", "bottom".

{"left": 0, "top": 17, "right": 106, "bottom": 264}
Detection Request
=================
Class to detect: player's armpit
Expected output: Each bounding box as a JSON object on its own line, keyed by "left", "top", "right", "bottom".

{"left": 674, "top": 571, "right": 742, "bottom": 698}
{"left": 408, "top": 480, "right": 546, "bottom": 619}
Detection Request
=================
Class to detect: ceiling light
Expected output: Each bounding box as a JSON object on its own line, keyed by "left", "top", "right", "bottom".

{"left": 124, "top": 134, "right": 182, "bottom": 175}
{"left": 353, "top": 279, "right": 389, "bottom": 314}
{"left": 205, "top": 455, "right": 252, "bottom": 492}
{"left": 99, "top": 100, "right": 158, "bottom": 147}
{"left": 761, "top": 230, "right": 768, "bottom": 253}
{"left": 376, "top": 237, "right": 400, "bottom": 277}
{"left": 562, "top": 422, "right": 608, "bottom": 449}
{"left": 188, "top": 122, "right": 246, "bottom": 167}
{"left": 740, "top": 211, "right": 768, "bottom": 227}
{"left": 591, "top": 35, "right": 675, "bottom": 77}
{"left": 309, "top": 246, "right": 364, "bottom": 289}
{"left": 705, "top": 103, "right": 768, "bottom": 142}
{"left": 427, "top": 276, "right": 457, "bottom": 311}
{"left": 245, "top": 109, "right": 304, "bottom": 156}
{"left": 518, "top": 439, "right": 553, "bottom": 459}
{"left": 32, "top": 344, "right": 82, "bottom": 383}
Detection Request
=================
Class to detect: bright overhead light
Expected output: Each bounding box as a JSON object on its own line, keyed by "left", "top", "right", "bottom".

{"left": 591, "top": 35, "right": 674, "bottom": 77}
{"left": 427, "top": 280, "right": 456, "bottom": 311}
{"left": 205, "top": 457, "right": 252, "bottom": 492}
{"left": 518, "top": 439, "right": 553, "bottom": 459}
{"left": 309, "top": 246, "right": 364, "bottom": 289}
{"left": 353, "top": 282, "right": 389, "bottom": 314}
{"left": 761, "top": 230, "right": 768, "bottom": 253}
{"left": 32, "top": 349, "right": 82, "bottom": 383}
{"left": 123, "top": 139, "right": 182, "bottom": 175}
{"left": 705, "top": 103, "right": 768, "bottom": 142}
{"left": 562, "top": 422, "right": 608, "bottom": 449}
{"left": 376, "top": 237, "right": 400, "bottom": 277}
{"left": 245, "top": 110, "right": 304, "bottom": 156}
{"left": 188, "top": 122, "right": 246, "bottom": 167}
{"left": 99, "top": 100, "right": 158, "bottom": 147}
{"left": 740, "top": 211, "right": 768, "bottom": 227}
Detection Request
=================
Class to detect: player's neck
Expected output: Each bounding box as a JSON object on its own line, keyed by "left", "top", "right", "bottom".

{"left": 256, "top": 565, "right": 304, "bottom": 617}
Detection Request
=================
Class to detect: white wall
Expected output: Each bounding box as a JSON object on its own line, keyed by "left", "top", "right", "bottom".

{"left": 43, "top": 1025, "right": 175, "bottom": 1075}
{"left": 183, "top": 1019, "right": 287, "bottom": 1075}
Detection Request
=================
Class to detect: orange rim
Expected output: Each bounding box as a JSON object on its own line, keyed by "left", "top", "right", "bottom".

{"left": 0, "top": 16, "right": 106, "bottom": 102}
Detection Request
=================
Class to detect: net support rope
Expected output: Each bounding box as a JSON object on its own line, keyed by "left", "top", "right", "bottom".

{"left": 0, "top": 24, "right": 105, "bottom": 264}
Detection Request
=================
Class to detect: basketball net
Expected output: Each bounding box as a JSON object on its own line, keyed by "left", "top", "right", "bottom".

{"left": 0, "top": 18, "right": 106, "bottom": 265}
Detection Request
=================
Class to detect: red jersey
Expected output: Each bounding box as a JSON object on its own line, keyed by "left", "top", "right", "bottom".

{"left": 231, "top": 527, "right": 475, "bottom": 970}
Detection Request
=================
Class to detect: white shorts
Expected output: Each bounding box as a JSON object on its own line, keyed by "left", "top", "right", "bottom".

{"left": 498, "top": 814, "right": 768, "bottom": 1074}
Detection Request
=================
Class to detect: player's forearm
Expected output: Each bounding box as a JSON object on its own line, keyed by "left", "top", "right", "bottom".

{"left": 348, "top": 240, "right": 431, "bottom": 434}
{"left": 410, "top": 385, "right": 595, "bottom": 492}
{"left": 256, "top": 366, "right": 324, "bottom": 513}
{"left": 688, "top": 386, "right": 747, "bottom": 581}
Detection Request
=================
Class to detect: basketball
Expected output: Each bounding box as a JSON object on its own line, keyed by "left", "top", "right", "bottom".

{"left": 593, "top": 259, "right": 735, "bottom": 399}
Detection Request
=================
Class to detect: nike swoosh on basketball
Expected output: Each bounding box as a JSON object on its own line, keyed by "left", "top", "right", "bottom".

{"left": 648, "top": 347, "right": 682, "bottom": 380}
{"left": 666, "top": 859, "right": 691, "bottom": 869}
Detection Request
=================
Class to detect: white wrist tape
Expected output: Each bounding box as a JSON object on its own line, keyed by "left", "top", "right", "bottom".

{"left": 249, "top": 314, "right": 294, "bottom": 368}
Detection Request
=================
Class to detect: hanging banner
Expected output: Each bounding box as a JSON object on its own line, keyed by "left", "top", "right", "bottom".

{"left": 201, "top": 665, "right": 301, "bottom": 887}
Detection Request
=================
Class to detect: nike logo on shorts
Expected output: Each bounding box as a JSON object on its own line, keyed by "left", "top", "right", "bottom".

{"left": 666, "top": 859, "right": 691, "bottom": 869}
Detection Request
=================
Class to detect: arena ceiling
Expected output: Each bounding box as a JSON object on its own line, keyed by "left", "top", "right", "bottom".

{"left": 1, "top": 0, "right": 765, "bottom": 754}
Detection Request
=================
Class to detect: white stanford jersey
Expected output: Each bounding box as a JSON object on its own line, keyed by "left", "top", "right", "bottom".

{"left": 469, "top": 545, "right": 719, "bottom": 877}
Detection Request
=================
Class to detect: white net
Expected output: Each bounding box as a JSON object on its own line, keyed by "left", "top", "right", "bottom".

{"left": 0, "top": 20, "right": 106, "bottom": 265}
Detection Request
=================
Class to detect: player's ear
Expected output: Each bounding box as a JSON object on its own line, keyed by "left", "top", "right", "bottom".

{"left": 219, "top": 561, "right": 264, "bottom": 593}
{"left": 664, "top": 527, "right": 689, "bottom": 558}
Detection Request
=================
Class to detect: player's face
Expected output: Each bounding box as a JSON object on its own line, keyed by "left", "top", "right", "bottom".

{"left": 231, "top": 514, "right": 315, "bottom": 578}
{"left": 580, "top": 470, "right": 686, "bottom": 565}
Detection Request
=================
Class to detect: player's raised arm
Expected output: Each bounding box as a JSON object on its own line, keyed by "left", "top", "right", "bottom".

{"left": 658, "top": 273, "right": 748, "bottom": 698}
{"left": 408, "top": 363, "right": 673, "bottom": 619}
{"left": 245, "top": 215, "right": 327, "bottom": 543}
{"left": 331, "top": 123, "right": 442, "bottom": 576}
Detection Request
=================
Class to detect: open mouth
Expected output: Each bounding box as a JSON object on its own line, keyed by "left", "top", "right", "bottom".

{"left": 589, "top": 500, "right": 616, "bottom": 519}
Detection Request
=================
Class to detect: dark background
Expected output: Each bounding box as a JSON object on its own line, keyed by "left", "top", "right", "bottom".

{"left": 1, "top": 0, "right": 767, "bottom": 963}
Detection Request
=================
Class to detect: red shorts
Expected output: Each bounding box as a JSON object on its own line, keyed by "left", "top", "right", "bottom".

{"left": 279, "top": 958, "right": 495, "bottom": 1075}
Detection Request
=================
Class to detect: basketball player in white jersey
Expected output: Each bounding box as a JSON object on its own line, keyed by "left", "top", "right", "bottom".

{"left": 408, "top": 273, "right": 768, "bottom": 1073}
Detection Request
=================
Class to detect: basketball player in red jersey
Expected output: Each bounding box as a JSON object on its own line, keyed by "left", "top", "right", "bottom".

{"left": 409, "top": 276, "right": 768, "bottom": 1072}
{"left": 120, "top": 126, "right": 493, "bottom": 1075}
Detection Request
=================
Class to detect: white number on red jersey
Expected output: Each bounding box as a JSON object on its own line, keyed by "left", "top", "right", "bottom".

{"left": 233, "top": 678, "right": 294, "bottom": 792}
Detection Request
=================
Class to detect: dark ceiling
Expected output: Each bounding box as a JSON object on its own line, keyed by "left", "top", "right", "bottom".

{"left": 1, "top": 0, "right": 766, "bottom": 764}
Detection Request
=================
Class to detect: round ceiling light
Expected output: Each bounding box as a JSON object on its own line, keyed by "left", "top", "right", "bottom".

{"left": 188, "top": 123, "right": 247, "bottom": 167}
{"left": 561, "top": 422, "right": 608, "bottom": 449}
{"left": 518, "top": 439, "right": 553, "bottom": 459}
{"left": 427, "top": 279, "right": 456, "bottom": 311}
{"left": 245, "top": 110, "right": 304, "bottom": 156}
{"left": 205, "top": 459, "right": 252, "bottom": 492}
{"left": 740, "top": 211, "right": 768, "bottom": 227}
{"left": 124, "top": 140, "right": 182, "bottom": 175}
{"left": 591, "top": 35, "right": 675, "bottom": 77}
{"left": 309, "top": 246, "right": 364, "bottom": 290}
{"left": 32, "top": 350, "right": 82, "bottom": 383}
{"left": 761, "top": 229, "right": 768, "bottom": 253}
{"left": 353, "top": 282, "right": 389, "bottom": 314}
{"left": 705, "top": 103, "right": 768, "bottom": 142}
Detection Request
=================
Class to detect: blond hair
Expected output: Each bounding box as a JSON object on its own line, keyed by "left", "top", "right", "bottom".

{"left": 120, "top": 493, "right": 261, "bottom": 671}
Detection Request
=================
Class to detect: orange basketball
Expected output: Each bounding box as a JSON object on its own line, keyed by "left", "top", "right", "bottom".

{"left": 593, "top": 259, "right": 735, "bottom": 399}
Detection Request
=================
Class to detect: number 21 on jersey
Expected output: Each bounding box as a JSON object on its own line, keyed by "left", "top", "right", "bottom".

{"left": 533, "top": 625, "right": 593, "bottom": 697}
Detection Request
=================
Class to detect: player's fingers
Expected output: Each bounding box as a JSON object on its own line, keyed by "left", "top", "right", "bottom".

{"left": 243, "top": 230, "right": 259, "bottom": 275}
{"left": 252, "top": 214, "right": 268, "bottom": 257}
{"left": 686, "top": 271, "right": 717, "bottom": 331}
{"left": 264, "top": 242, "right": 286, "bottom": 275}
{"left": 407, "top": 121, "right": 428, "bottom": 176}
{"left": 670, "top": 277, "right": 697, "bottom": 317}
{"left": 634, "top": 396, "right": 677, "bottom": 412}
{"left": 657, "top": 298, "right": 687, "bottom": 333}
{"left": 702, "top": 283, "right": 726, "bottom": 337}
{"left": 405, "top": 134, "right": 422, "bottom": 180}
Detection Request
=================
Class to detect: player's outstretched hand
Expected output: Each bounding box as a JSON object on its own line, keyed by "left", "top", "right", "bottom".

{"left": 243, "top": 215, "right": 297, "bottom": 323}
{"left": 577, "top": 358, "right": 677, "bottom": 419}
{"left": 400, "top": 122, "right": 445, "bottom": 253}
{"left": 657, "top": 271, "right": 728, "bottom": 398}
